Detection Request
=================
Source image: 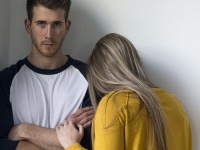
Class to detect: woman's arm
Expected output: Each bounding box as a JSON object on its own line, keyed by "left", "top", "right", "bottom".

{"left": 92, "top": 96, "right": 125, "bottom": 150}
{"left": 56, "top": 120, "right": 86, "bottom": 150}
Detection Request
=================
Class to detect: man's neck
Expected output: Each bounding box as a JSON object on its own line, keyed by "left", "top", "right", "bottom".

{"left": 27, "top": 52, "right": 68, "bottom": 70}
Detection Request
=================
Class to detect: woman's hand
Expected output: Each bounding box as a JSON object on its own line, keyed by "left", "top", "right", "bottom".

{"left": 56, "top": 120, "right": 84, "bottom": 149}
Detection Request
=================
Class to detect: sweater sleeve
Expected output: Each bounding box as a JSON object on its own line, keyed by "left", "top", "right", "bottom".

{"left": 66, "top": 143, "right": 87, "bottom": 150}
{"left": 92, "top": 91, "right": 128, "bottom": 150}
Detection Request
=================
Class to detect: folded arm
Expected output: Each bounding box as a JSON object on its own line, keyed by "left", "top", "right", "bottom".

{"left": 8, "top": 123, "right": 63, "bottom": 150}
{"left": 16, "top": 141, "right": 44, "bottom": 150}
{"left": 8, "top": 107, "right": 94, "bottom": 150}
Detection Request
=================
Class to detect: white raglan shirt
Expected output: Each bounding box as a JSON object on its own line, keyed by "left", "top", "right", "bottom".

{"left": 9, "top": 57, "right": 88, "bottom": 128}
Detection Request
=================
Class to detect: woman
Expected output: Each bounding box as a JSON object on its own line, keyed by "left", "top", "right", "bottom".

{"left": 56, "top": 33, "right": 192, "bottom": 150}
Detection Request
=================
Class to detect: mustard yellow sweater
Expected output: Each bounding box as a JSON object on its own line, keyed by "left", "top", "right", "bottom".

{"left": 67, "top": 88, "right": 192, "bottom": 150}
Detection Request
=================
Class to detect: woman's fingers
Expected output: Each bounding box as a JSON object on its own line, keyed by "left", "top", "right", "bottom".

{"left": 77, "top": 124, "right": 84, "bottom": 134}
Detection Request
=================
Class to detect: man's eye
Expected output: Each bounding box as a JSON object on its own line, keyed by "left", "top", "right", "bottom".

{"left": 37, "top": 22, "right": 46, "bottom": 28}
{"left": 54, "top": 22, "right": 62, "bottom": 27}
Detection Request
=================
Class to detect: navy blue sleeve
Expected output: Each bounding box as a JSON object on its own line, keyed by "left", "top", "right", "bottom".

{"left": 0, "top": 100, "right": 19, "bottom": 150}
{"left": 80, "top": 71, "right": 92, "bottom": 150}
{"left": 0, "top": 59, "right": 25, "bottom": 150}
{"left": 79, "top": 91, "right": 92, "bottom": 150}
{"left": 0, "top": 67, "right": 19, "bottom": 149}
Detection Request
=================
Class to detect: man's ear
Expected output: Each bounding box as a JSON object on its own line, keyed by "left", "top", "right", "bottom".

{"left": 24, "top": 18, "right": 31, "bottom": 34}
{"left": 65, "top": 19, "right": 71, "bottom": 34}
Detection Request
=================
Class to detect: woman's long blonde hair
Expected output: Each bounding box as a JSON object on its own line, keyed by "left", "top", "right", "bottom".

{"left": 87, "top": 33, "right": 167, "bottom": 150}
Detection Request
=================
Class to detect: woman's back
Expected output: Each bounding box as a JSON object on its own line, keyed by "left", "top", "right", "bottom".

{"left": 93, "top": 88, "right": 192, "bottom": 150}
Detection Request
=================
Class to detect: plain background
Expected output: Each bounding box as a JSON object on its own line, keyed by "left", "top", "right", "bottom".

{"left": 0, "top": 0, "right": 199, "bottom": 149}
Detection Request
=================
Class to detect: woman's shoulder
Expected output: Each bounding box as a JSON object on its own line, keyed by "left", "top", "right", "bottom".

{"left": 152, "top": 88, "right": 183, "bottom": 106}
{"left": 101, "top": 89, "right": 139, "bottom": 103}
{"left": 152, "top": 88, "right": 189, "bottom": 117}
{"left": 99, "top": 90, "right": 140, "bottom": 110}
{"left": 95, "top": 90, "right": 141, "bottom": 128}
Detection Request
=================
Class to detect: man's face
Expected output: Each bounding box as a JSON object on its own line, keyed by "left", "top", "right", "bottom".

{"left": 25, "top": 5, "right": 71, "bottom": 57}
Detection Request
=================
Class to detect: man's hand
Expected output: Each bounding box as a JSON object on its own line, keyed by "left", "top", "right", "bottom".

{"left": 67, "top": 106, "right": 95, "bottom": 128}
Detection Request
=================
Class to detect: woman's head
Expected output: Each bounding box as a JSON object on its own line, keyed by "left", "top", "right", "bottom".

{"left": 87, "top": 33, "right": 152, "bottom": 107}
{"left": 87, "top": 33, "right": 167, "bottom": 150}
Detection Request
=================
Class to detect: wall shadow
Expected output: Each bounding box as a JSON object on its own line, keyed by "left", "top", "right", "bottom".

{"left": 62, "top": 3, "right": 105, "bottom": 63}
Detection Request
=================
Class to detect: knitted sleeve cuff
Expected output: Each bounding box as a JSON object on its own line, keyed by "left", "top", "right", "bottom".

{"left": 65, "top": 143, "right": 87, "bottom": 150}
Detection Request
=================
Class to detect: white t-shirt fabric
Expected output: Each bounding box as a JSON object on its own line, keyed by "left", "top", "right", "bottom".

{"left": 9, "top": 56, "right": 89, "bottom": 128}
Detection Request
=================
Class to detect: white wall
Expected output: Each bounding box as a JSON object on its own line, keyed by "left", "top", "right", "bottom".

{"left": 1, "top": 0, "right": 200, "bottom": 149}
{"left": 9, "top": 0, "right": 30, "bottom": 64}
{"left": 0, "top": 0, "right": 10, "bottom": 69}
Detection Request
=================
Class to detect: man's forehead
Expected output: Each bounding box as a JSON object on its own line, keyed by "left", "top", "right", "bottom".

{"left": 32, "top": 5, "right": 65, "bottom": 21}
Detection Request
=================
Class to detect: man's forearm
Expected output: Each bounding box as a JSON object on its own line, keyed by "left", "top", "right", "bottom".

{"left": 9, "top": 123, "right": 63, "bottom": 150}
{"left": 23, "top": 124, "right": 64, "bottom": 150}
{"left": 9, "top": 107, "right": 94, "bottom": 150}
{"left": 16, "top": 141, "right": 43, "bottom": 150}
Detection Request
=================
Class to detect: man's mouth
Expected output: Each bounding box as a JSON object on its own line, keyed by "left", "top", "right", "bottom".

{"left": 44, "top": 43, "right": 53, "bottom": 45}
{"left": 42, "top": 40, "right": 54, "bottom": 45}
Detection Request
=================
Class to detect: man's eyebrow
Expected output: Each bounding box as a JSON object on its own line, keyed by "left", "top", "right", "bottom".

{"left": 53, "top": 21, "right": 64, "bottom": 24}
{"left": 34, "top": 20, "right": 64, "bottom": 24}
{"left": 35, "top": 20, "right": 47, "bottom": 23}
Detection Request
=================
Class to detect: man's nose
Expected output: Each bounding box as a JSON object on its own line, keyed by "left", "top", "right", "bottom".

{"left": 45, "top": 25, "right": 53, "bottom": 39}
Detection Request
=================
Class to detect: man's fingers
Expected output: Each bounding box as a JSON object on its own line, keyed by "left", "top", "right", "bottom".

{"left": 73, "top": 110, "right": 94, "bottom": 126}
{"left": 78, "top": 109, "right": 94, "bottom": 120}
{"left": 83, "top": 120, "right": 93, "bottom": 128}
{"left": 69, "top": 107, "right": 94, "bottom": 118}
{"left": 68, "top": 107, "right": 95, "bottom": 125}
{"left": 79, "top": 113, "right": 94, "bottom": 125}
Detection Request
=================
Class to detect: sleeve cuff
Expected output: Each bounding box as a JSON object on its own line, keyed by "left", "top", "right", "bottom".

{"left": 65, "top": 143, "right": 87, "bottom": 150}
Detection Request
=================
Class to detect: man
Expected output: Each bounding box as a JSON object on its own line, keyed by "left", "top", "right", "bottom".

{"left": 0, "top": 0, "right": 94, "bottom": 149}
